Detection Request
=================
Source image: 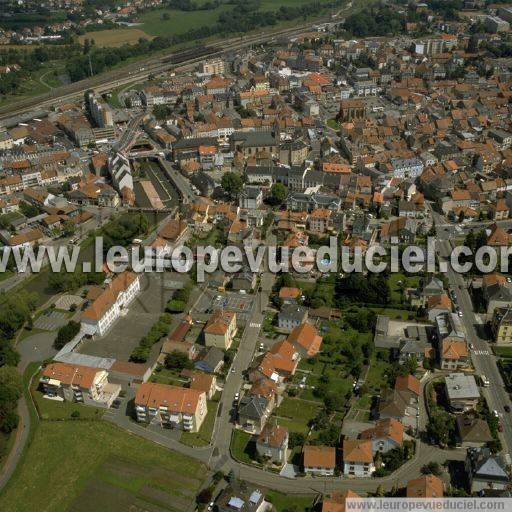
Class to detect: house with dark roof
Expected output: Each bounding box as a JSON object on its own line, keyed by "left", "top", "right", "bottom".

{"left": 466, "top": 447, "right": 510, "bottom": 494}
{"left": 238, "top": 395, "right": 272, "bottom": 433}
{"left": 456, "top": 414, "right": 493, "bottom": 449}
{"left": 278, "top": 304, "right": 308, "bottom": 331}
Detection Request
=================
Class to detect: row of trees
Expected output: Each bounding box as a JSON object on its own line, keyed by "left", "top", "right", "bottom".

{"left": 0, "top": 291, "right": 37, "bottom": 436}
{"left": 130, "top": 313, "right": 173, "bottom": 363}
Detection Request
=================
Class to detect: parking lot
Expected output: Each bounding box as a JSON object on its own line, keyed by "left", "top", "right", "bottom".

{"left": 78, "top": 274, "right": 175, "bottom": 362}
{"left": 34, "top": 310, "right": 69, "bottom": 331}
{"left": 193, "top": 289, "right": 254, "bottom": 325}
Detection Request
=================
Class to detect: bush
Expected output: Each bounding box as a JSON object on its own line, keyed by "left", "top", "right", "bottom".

{"left": 166, "top": 299, "right": 186, "bottom": 313}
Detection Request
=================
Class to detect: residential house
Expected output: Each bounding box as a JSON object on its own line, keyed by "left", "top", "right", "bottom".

{"left": 491, "top": 307, "right": 512, "bottom": 345}
{"left": 342, "top": 439, "right": 375, "bottom": 477}
{"left": 406, "top": 475, "right": 444, "bottom": 498}
{"left": 190, "top": 372, "right": 217, "bottom": 400}
{"left": 321, "top": 491, "right": 361, "bottom": 512}
{"left": 456, "top": 414, "right": 493, "bottom": 449}
{"left": 278, "top": 304, "right": 308, "bottom": 331}
{"left": 239, "top": 186, "right": 264, "bottom": 210}
{"left": 427, "top": 293, "right": 452, "bottom": 322}
{"left": 303, "top": 445, "right": 336, "bottom": 476}
{"left": 286, "top": 322, "right": 322, "bottom": 358}
{"left": 360, "top": 418, "right": 405, "bottom": 455}
{"left": 379, "top": 374, "right": 420, "bottom": 429}
{"left": 194, "top": 347, "right": 224, "bottom": 374}
{"left": 40, "top": 362, "right": 120, "bottom": 408}
{"left": 256, "top": 424, "right": 289, "bottom": 465}
{"left": 238, "top": 395, "right": 272, "bottom": 433}
{"left": 216, "top": 486, "right": 267, "bottom": 512}
{"left": 466, "top": 447, "right": 509, "bottom": 494}
{"left": 204, "top": 309, "right": 237, "bottom": 349}
{"left": 445, "top": 373, "right": 480, "bottom": 413}
{"left": 441, "top": 337, "right": 470, "bottom": 370}
{"left": 134, "top": 382, "right": 208, "bottom": 432}
{"left": 279, "top": 287, "right": 302, "bottom": 305}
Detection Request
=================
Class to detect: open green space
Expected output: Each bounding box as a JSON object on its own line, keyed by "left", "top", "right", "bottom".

{"left": 266, "top": 490, "right": 314, "bottom": 512}
{"left": 494, "top": 346, "right": 512, "bottom": 358}
{"left": 138, "top": 5, "right": 233, "bottom": 38}
{"left": 388, "top": 272, "right": 421, "bottom": 304}
{"left": 231, "top": 429, "right": 255, "bottom": 464}
{"left": 0, "top": 421, "right": 206, "bottom": 512}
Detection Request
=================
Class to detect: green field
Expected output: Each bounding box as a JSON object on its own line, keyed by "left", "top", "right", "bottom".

{"left": 138, "top": 5, "right": 233, "bottom": 38}
{"left": 266, "top": 490, "right": 314, "bottom": 512}
{"left": 273, "top": 397, "right": 319, "bottom": 434}
{"left": 0, "top": 421, "right": 206, "bottom": 512}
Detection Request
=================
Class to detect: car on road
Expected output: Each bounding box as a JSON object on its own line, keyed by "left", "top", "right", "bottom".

{"left": 505, "top": 405, "right": 511, "bottom": 413}
{"left": 231, "top": 367, "right": 236, "bottom": 373}
{"left": 458, "top": 310, "right": 463, "bottom": 318}
{"left": 469, "top": 343, "right": 474, "bottom": 350}
{"left": 493, "top": 410, "right": 499, "bottom": 418}
{"left": 234, "top": 392, "right": 239, "bottom": 402}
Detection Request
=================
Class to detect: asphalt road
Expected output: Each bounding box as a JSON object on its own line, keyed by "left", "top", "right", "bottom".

{"left": 433, "top": 210, "right": 512, "bottom": 457}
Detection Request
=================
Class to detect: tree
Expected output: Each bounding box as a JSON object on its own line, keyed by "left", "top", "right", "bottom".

{"left": 164, "top": 350, "right": 193, "bottom": 370}
{"left": 0, "top": 365, "right": 23, "bottom": 403}
{"left": 54, "top": 320, "right": 81, "bottom": 349}
{"left": 196, "top": 488, "right": 212, "bottom": 504}
{"left": 288, "top": 431, "right": 306, "bottom": 448}
{"left": 221, "top": 172, "right": 243, "bottom": 199}
{"left": 421, "top": 462, "right": 442, "bottom": 476}
{"left": 268, "top": 183, "right": 287, "bottom": 205}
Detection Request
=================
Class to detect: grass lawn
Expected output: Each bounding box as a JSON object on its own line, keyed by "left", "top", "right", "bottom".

{"left": 266, "top": 491, "right": 313, "bottom": 512}
{"left": 79, "top": 28, "right": 153, "bottom": 47}
{"left": 366, "top": 356, "right": 393, "bottom": 392}
{"left": 180, "top": 399, "right": 218, "bottom": 447}
{"left": 31, "top": 375, "right": 104, "bottom": 421}
{"left": 272, "top": 397, "right": 318, "bottom": 434}
{"left": 231, "top": 429, "right": 256, "bottom": 464}
{"left": 150, "top": 366, "right": 188, "bottom": 386}
{"left": 369, "top": 307, "right": 412, "bottom": 320}
{"left": 388, "top": 272, "right": 421, "bottom": 304}
{"left": 0, "top": 421, "right": 206, "bottom": 512}
{"left": 494, "top": 346, "right": 512, "bottom": 358}
{"left": 326, "top": 118, "right": 340, "bottom": 130}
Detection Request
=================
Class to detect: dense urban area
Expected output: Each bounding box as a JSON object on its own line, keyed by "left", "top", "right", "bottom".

{"left": 1, "top": 0, "right": 512, "bottom": 511}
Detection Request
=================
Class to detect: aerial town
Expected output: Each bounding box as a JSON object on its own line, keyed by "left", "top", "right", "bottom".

{"left": 1, "top": 0, "right": 512, "bottom": 511}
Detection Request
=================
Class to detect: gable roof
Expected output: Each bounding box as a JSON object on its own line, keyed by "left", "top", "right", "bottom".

{"left": 303, "top": 445, "right": 336, "bottom": 468}
{"left": 343, "top": 439, "right": 373, "bottom": 463}
{"left": 406, "top": 475, "right": 444, "bottom": 498}
{"left": 287, "top": 322, "right": 322, "bottom": 357}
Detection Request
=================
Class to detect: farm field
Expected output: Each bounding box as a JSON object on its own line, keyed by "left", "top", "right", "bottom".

{"left": 78, "top": 28, "right": 153, "bottom": 48}
{"left": 0, "top": 421, "right": 207, "bottom": 512}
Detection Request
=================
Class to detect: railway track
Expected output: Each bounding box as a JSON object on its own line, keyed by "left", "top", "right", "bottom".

{"left": 0, "top": 18, "right": 335, "bottom": 122}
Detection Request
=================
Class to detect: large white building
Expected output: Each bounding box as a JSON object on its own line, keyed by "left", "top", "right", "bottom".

{"left": 81, "top": 271, "right": 141, "bottom": 336}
